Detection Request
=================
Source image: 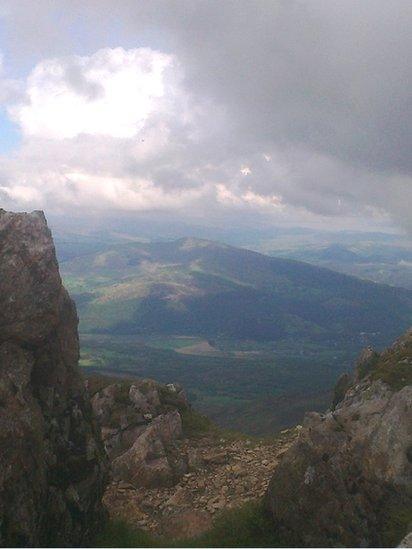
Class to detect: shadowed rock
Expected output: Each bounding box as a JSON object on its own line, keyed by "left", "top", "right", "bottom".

{"left": 0, "top": 209, "right": 107, "bottom": 547}
{"left": 89, "top": 375, "right": 189, "bottom": 487}
{"left": 266, "top": 330, "right": 412, "bottom": 547}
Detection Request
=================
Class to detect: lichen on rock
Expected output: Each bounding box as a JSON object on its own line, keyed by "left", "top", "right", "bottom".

{"left": 266, "top": 330, "right": 412, "bottom": 547}
{"left": 88, "top": 374, "right": 190, "bottom": 487}
{"left": 0, "top": 209, "right": 108, "bottom": 547}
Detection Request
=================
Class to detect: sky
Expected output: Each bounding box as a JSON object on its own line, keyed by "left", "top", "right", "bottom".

{"left": 0, "top": 0, "right": 411, "bottom": 235}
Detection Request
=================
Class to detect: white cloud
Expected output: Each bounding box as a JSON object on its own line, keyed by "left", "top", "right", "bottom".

{"left": 9, "top": 47, "right": 181, "bottom": 139}
{"left": 63, "top": 171, "right": 208, "bottom": 210}
{"left": 215, "top": 183, "right": 282, "bottom": 211}
{"left": 240, "top": 166, "right": 251, "bottom": 176}
{"left": 0, "top": 184, "right": 42, "bottom": 204}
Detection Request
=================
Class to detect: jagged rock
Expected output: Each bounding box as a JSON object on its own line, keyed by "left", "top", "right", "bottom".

{"left": 398, "top": 532, "right": 412, "bottom": 547}
{"left": 187, "top": 447, "right": 204, "bottom": 470}
{"left": 103, "top": 429, "right": 298, "bottom": 539}
{"left": 112, "top": 410, "right": 186, "bottom": 487}
{"left": 165, "top": 486, "right": 189, "bottom": 506}
{"left": 89, "top": 375, "right": 190, "bottom": 487}
{"left": 354, "top": 346, "right": 380, "bottom": 381}
{"left": 331, "top": 372, "right": 351, "bottom": 409}
{"left": 202, "top": 449, "right": 228, "bottom": 465}
{"left": 266, "top": 330, "right": 412, "bottom": 548}
{"left": 0, "top": 209, "right": 107, "bottom": 547}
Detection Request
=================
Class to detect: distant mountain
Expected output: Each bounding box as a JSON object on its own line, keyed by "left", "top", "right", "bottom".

{"left": 317, "top": 244, "right": 361, "bottom": 262}
{"left": 60, "top": 237, "right": 412, "bottom": 346}
{"left": 271, "top": 241, "right": 412, "bottom": 290}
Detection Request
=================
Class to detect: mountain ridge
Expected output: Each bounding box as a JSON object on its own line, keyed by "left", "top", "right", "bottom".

{"left": 60, "top": 236, "right": 412, "bottom": 347}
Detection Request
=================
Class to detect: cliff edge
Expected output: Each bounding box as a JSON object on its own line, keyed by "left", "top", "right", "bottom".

{"left": 0, "top": 210, "right": 107, "bottom": 547}
{"left": 266, "top": 329, "right": 412, "bottom": 547}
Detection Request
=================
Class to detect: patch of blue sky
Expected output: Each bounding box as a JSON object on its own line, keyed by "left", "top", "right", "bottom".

{"left": 0, "top": 108, "right": 21, "bottom": 154}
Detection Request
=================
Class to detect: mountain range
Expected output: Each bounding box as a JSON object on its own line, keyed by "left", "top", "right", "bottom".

{"left": 269, "top": 242, "right": 412, "bottom": 290}
{"left": 61, "top": 237, "right": 412, "bottom": 347}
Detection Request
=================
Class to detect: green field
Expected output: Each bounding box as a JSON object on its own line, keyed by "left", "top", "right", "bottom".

{"left": 79, "top": 333, "right": 357, "bottom": 435}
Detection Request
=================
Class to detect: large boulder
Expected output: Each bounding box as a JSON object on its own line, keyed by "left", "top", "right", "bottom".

{"left": 112, "top": 410, "right": 185, "bottom": 487}
{"left": 89, "top": 375, "right": 189, "bottom": 487}
{"left": 0, "top": 209, "right": 107, "bottom": 547}
{"left": 266, "top": 330, "right": 412, "bottom": 548}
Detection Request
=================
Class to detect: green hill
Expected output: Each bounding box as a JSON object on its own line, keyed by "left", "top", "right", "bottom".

{"left": 60, "top": 237, "right": 412, "bottom": 347}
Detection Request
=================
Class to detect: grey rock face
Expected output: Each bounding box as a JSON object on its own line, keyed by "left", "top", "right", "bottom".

{"left": 399, "top": 532, "right": 412, "bottom": 547}
{"left": 266, "top": 330, "right": 412, "bottom": 548}
{"left": 0, "top": 209, "right": 107, "bottom": 547}
{"left": 89, "top": 376, "right": 189, "bottom": 487}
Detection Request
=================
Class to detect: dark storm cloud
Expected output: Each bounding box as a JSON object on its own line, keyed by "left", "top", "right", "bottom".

{"left": 6, "top": 0, "right": 411, "bottom": 171}
{"left": 128, "top": 0, "right": 412, "bottom": 175}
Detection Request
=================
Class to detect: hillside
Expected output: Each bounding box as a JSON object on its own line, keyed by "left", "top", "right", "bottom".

{"left": 268, "top": 240, "right": 412, "bottom": 290}
{"left": 78, "top": 333, "right": 346, "bottom": 436}
{"left": 267, "top": 329, "right": 412, "bottom": 547}
{"left": 60, "top": 237, "right": 412, "bottom": 347}
{"left": 95, "top": 330, "right": 412, "bottom": 548}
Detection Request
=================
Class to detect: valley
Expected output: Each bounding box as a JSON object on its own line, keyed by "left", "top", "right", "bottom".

{"left": 60, "top": 236, "right": 412, "bottom": 347}
{"left": 252, "top": 229, "right": 412, "bottom": 291}
{"left": 79, "top": 333, "right": 350, "bottom": 435}
{"left": 56, "top": 234, "right": 412, "bottom": 435}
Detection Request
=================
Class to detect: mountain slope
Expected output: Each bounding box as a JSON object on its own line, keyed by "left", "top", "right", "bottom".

{"left": 269, "top": 241, "right": 412, "bottom": 290}
{"left": 60, "top": 237, "right": 412, "bottom": 346}
{"left": 266, "top": 329, "right": 412, "bottom": 547}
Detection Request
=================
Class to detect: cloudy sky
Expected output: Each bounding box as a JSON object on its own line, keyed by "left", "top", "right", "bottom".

{"left": 0, "top": 0, "right": 411, "bottom": 234}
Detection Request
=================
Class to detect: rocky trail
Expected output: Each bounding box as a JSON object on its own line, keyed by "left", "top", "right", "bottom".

{"left": 103, "top": 429, "right": 298, "bottom": 540}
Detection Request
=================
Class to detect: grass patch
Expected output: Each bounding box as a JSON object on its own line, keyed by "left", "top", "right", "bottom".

{"left": 180, "top": 408, "right": 253, "bottom": 443}
{"left": 146, "top": 335, "right": 205, "bottom": 351}
{"left": 370, "top": 334, "right": 412, "bottom": 390}
{"left": 357, "top": 353, "right": 379, "bottom": 380}
{"left": 95, "top": 502, "right": 282, "bottom": 548}
{"left": 371, "top": 360, "right": 412, "bottom": 391}
{"left": 79, "top": 357, "right": 99, "bottom": 367}
{"left": 95, "top": 520, "right": 158, "bottom": 548}
{"left": 181, "top": 408, "right": 217, "bottom": 438}
{"left": 379, "top": 499, "right": 412, "bottom": 547}
{"left": 182, "top": 501, "right": 281, "bottom": 547}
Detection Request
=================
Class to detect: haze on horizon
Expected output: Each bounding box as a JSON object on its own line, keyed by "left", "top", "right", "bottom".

{"left": 0, "top": 0, "right": 411, "bottom": 237}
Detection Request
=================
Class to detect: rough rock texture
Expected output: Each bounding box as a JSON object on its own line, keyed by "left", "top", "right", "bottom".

{"left": 103, "top": 427, "right": 298, "bottom": 538}
{"left": 398, "top": 531, "right": 412, "bottom": 547}
{"left": 266, "top": 330, "right": 412, "bottom": 548}
{"left": 88, "top": 375, "right": 189, "bottom": 487}
{"left": 0, "top": 209, "right": 107, "bottom": 547}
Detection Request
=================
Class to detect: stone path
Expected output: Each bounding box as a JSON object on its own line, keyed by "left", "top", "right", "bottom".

{"left": 103, "top": 428, "right": 298, "bottom": 539}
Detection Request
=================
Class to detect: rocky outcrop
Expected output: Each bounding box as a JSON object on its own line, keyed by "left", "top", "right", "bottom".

{"left": 399, "top": 532, "right": 412, "bottom": 547}
{"left": 88, "top": 375, "right": 190, "bottom": 487}
{"left": 266, "top": 330, "right": 412, "bottom": 548}
{"left": 0, "top": 210, "right": 107, "bottom": 547}
{"left": 103, "top": 424, "right": 298, "bottom": 538}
